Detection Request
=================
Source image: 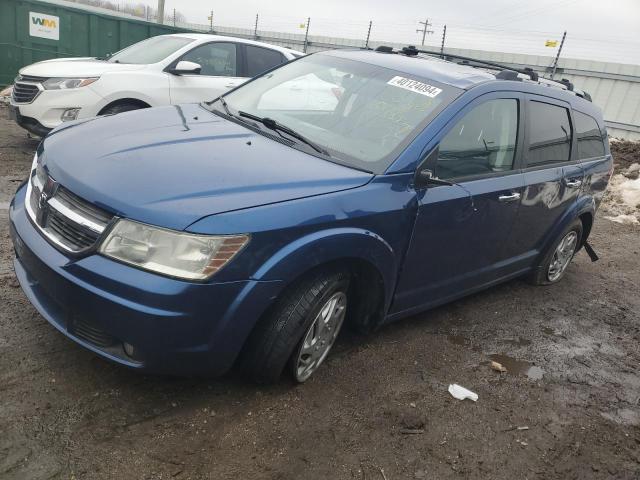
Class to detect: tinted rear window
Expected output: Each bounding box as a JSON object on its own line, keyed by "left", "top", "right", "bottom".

{"left": 245, "top": 46, "right": 285, "bottom": 77}
{"left": 575, "top": 111, "right": 605, "bottom": 159}
{"left": 527, "top": 101, "right": 572, "bottom": 165}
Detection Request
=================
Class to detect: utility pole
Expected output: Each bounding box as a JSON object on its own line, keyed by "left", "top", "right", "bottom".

{"left": 416, "top": 18, "right": 433, "bottom": 46}
{"left": 365, "top": 20, "right": 372, "bottom": 49}
{"left": 254, "top": 14, "right": 259, "bottom": 39}
{"left": 156, "top": 0, "right": 164, "bottom": 24}
{"left": 173, "top": 8, "right": 176, "bottom": 26}
{"left": 208, "top": 10, "right": 213, "bottom": 32}
{"left": 303, "top": 17, "right": 311, "bottom": 53}
{"left": 440, "top": 25, "right": 447, "bottom": 56}
{"left": 550, "top": 31, "right": 567, "bottom": 79}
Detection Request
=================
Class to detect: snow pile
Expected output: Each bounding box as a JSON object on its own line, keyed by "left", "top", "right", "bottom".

{"left": 603, "top": 163, "right": 640, "bottom": 225}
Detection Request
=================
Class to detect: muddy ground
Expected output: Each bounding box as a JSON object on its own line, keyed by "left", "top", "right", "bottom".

{"left": 0, "top": 108, "right": 639, "bottom": 480}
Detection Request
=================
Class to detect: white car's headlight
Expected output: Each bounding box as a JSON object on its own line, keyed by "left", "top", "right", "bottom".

{"left": 42, "top": 77, "right": 99, "bottom": 90}
{"left": 99, "top": 219, "right": 249, "bottom": 281}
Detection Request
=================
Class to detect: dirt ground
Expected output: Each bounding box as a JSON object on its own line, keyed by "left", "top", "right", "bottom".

{"left": 1, "top": 108, "right": 639, "bottom": 480}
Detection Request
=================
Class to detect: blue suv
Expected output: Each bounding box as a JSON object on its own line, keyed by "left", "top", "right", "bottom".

{"left": 9, "top": 46, "right": 612, "bottom": 383}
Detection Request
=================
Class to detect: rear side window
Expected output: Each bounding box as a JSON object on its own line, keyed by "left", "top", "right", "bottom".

{"left": 574, "top": 111, "right": 605, "bottom": 159}
{"left": 436, "top": 99, "right": 519, "bottom": 180}
{"left": 245, "top": 46, "right": 286, "bottom": 77}
{"left": 527, "top": 101, "right": 572, "bottom": 165}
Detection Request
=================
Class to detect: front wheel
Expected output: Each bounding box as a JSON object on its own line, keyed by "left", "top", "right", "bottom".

{"left": 240, "top": 269, "right": 350, "bottom": 384}
{"left": 529, "top": 219, "right": 583, "bottom": 285}
{"left": 100, "top": 102, "right": 144, "bottom": 116}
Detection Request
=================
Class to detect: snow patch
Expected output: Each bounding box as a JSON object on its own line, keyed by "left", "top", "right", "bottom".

{"left": 603, "top": 162, "right": 640, "bottom": 224}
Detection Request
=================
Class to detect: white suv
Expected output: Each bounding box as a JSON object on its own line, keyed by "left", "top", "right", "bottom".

{"left": 9, "top": 33, "right": 302, "bottom": 136}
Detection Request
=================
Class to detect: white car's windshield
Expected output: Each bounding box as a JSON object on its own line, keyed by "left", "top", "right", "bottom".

{"left": 108, "top": 36, "right": 194, "bottom": 64}
{"left": 215, "top": 54, "right": 460, "bottom": 172}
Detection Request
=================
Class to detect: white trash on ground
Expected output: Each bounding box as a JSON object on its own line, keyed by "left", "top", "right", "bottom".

{"left": 448, "top": 384, "right": 478, "bottom": 401}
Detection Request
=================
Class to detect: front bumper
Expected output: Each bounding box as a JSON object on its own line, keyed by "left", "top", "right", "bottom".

{"left": 10, "top": 85, "right": 104, "bottom": 132}
{"left": 10, "top": 106, "right": 51, "bottom": 137}
{"left": 9, "top": 185, "right": 283, "bottom": 376}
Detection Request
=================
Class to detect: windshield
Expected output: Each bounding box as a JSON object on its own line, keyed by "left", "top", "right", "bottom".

{"left": 108, "top": 36, "right": 194, "bottom": 64}
{"left": 214, "top": 54, "right": 460, "bottom": 172}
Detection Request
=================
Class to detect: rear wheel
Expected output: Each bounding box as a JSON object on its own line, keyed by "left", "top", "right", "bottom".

{"left": 529, "top": 219, "right": 583, "bottom": 285}
{"left": 240, "top": 269, "right": 349, "bottom": 384}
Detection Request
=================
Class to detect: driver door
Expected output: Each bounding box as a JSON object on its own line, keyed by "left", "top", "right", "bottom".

{"left": 168, "top": 42, "right": 246, "bottom": 104}
{"left": 392, "top": 93, "right": 526, "bottom": 314}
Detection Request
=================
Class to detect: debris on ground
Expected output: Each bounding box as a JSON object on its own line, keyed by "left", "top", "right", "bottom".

{"left": 491, "top": 361, "right": 507, "bottom": 373}
{"left": 0, "top": 86, "right": 12, "bottom": 105}
{"left": 448, "top": 384, "right": 478, "bottom": 401}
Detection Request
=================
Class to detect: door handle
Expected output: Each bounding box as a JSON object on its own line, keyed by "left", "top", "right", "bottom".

{"left": 564, "top": 179, "right": 583, "bottom": 189}
{"left": 224, "top": 84, "right": 236, "bottom": 88}
{"left": 498, "top": 192, "right": 521, "bottom": 202}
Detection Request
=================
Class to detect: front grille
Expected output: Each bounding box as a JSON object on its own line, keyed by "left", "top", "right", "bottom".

{"left": 12, "top": 82, "right": 41, "bottom": 103}
{"left": 48, "top": 208, "right": 100, "bottom": 250}
{"left": 56, "top": 186, "right": 113, "bottom": 225}
{"left": 26, "top": 168, "right": 114, "bottom": 253}
{"left": 72, "top": 319, "right": 116, "bottom": 348}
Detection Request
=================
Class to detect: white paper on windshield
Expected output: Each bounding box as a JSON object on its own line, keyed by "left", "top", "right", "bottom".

{"left": 387, "top": 76, "right": 442, "bottom": 98}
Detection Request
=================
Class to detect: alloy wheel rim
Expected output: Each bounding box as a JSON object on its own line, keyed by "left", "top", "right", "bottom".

{"left": 294, "top": 291, "right": 347, "bottom": 382}
{"left": 547, "top": 231, "right": 578, "bottom": 282}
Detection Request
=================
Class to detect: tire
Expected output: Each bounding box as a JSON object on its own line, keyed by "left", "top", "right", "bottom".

{"left": 528, "top": 219, "right": 583, "bottom": 286}
{"left": 240, "top": 269, "right": 350, "bottom": 384}
{"left": 100, "top": 102, "right": 144, "bottom": 116}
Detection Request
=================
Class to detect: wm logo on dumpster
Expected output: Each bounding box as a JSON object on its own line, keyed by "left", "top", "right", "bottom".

{"left": 32, "top": 16, "right": 57, "bottom": 28}
{"left": 29, "top": 11, "right": 60, "bottom": 40}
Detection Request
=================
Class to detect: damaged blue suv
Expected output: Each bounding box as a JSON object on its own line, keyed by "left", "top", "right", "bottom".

{"left": 10, "top": 46, "right": 612, "bottom": 383}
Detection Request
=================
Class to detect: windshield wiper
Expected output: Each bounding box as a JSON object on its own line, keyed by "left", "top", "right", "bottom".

{"left": 238, "top": 111, "right": 330, "bottom": 156}
{"left": 209, "top": 97, "right": 258, "bottom": 127}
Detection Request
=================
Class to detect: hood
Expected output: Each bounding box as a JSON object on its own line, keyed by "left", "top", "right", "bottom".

{"left": 40, "top": 104, "right": 373, "bottom": 231}
{"left": 20, "top": 58, "right": 146, "bottom": 78}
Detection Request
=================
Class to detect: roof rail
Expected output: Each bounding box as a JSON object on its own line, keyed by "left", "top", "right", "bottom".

{"left": 400, "top": 46, "right": 541, "bottom": 81}
{"left": 376, "top": 45, "right": 592, "bottom": 102}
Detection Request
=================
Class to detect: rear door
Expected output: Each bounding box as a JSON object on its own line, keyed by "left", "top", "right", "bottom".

{"left": 503, "top": 95, "right": 584, "bottom": 266}
{"left": 168, "top": 42, "right": 245, "bottom": 104}
{"left": 392, "top": 92, "right": 526, "bottom": 314}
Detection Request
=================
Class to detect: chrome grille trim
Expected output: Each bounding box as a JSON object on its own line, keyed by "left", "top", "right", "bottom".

{"left": 26, "top": 168, "right": 113, "bottom": 253}
{"left": 48, "top": 197, "right": 106, "bottom": 234}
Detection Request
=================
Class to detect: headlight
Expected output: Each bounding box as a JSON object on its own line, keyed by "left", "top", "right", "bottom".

{"left": 42, "top": 77, "right": 99, "bottom": 90}
{"left": 99, "top": 219, "right": 249, "bottom": 280}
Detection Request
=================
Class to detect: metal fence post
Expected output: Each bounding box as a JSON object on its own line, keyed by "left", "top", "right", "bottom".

{"left": 365, "top": 21, "right": 372, "bottom": 48}
{"left": 551, "top": 31, "right": 567, "bottom": 79}
{"left": 254, "top": 14, "right": 259, "bottom": 39}
{"left": 440, "top": 25, "right": 446, "bottom": 56}
{"left": 303, "top": 17, "right": 310, "bottom": 53}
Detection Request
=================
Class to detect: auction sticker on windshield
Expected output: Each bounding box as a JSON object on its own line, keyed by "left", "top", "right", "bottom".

{"left": 387, "top": 76, "right": 442, "bottom": 98}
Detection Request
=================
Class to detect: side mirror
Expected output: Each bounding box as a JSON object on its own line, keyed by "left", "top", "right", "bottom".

{"left": 168, "top": 60, "right": 202, "bottom": 75}
{"left": 415, "top": 146, "right": 453, "bottom": 188}
{"left": 417, "top": 169, "right": 453, "bottom": 187}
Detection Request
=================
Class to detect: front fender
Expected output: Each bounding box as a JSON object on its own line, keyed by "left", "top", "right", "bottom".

{"left": 252, "top": 228, "right": 398, "bottom": 312}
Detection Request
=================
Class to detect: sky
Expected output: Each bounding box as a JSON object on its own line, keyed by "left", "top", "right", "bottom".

{"left": 152, "top": 0, "right": 640, "bottom": 64}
